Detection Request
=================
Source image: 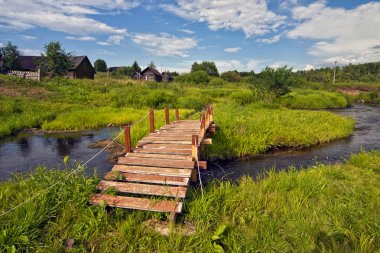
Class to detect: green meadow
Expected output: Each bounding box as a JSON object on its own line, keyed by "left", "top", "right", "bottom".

{"left": 1, "top": 151, "right": 379, "bottom": 252}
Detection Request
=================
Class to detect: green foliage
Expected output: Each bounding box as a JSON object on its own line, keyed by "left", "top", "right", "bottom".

{"left": 1, "top": 151, "right": 380, "bottom": 251}
{"left": 280, "top": 89, "right": 349, "bottom": 109}
{"left": 94, "top": 59, "right": 107, "bottom": 72}
{"left": 205, "top": 102, "right": 355, "bottom": 159}
{"left": 0, "top": 41, "right": 20, "bottom": 73}
{"left": 251, "top": 66, "right": 300, "bottom": 102}
{"left": 209, "top": 77, "right": 227, "bottom": 86}
{"left": 229, "top": 90, "right": 256, "bottom": 105}
{"left": 297, "top": 61, "right": 380, "bottom": 83}
{"left": 42, "top": 41, "right": 71, "bottom": 77}
{"left": 221, "top": 70, "right": 241, "bottom": 82}
{"left": 191, "top": 61, "right": 219, "bottom": 77}
{"left": 112, "top": 66, "right": 134, "bottom": 76}
{"left": 131, "top": 61, "right": 141, "bottom": 73}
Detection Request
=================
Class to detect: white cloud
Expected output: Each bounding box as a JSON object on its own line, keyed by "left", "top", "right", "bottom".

{"left": 97, "top": 35, "right": 124, "bottom": 45}
{"left": 20, "top": 48, "right": 42, "bottom": 56}
{"left": 20, "top": 35, "right": 36, "bottom": 40}
{"left": 224, "top": 47, "right": 241, "bottom": 53}
{"left": 303, "top": 64, "right": 314, "bottom": 71}
{"left": 65, "top": 36, "right": 96, "bottom": 41}
{"left": 130, "top": 33, "right": 198, "bottom": 57}
{"left": 0, "top": 0, "right": 132, "bottom": 35}
{"left": 288, "top": 1, "right": 380, "bottom": 64}
{"left": 256, "top": 34, "right": 281, "bottom": 44}
{"left": 95, "top": 49, "right": 116, "bottom": 56}
{"left": 161, "top": 0, "right": 286, "bottom": 37}
{"left": 179, "top": 29, "right": 195, "bottom": 34}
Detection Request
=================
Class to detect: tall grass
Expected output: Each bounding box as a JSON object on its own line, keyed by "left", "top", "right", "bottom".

{"left": 1, "top": 151, "right": 379, "bottom": 251}
{"left": 280, "top": 89, "right": 350, "bottom": 109}
{"left": 205, "top": 102, "right": 355, "bottom": 159}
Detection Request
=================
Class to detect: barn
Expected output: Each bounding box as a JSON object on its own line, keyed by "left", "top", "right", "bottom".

{"left": 15, "top": 55, "right": 96, "bottom": 79}
{"left": 140, "top": 67, "right": 163, "bottom": 82}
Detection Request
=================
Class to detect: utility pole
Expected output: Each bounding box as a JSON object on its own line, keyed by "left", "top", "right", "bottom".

{"left": 333, "top": 60, "right": 337, "bottom": 84}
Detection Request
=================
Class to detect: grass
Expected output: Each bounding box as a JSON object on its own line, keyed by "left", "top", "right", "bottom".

{"left": 280, "top": 89, "right": 350, "bottom": 109}
{"left": 1, "top": 151, "right": 379, "bottom": 252}
{"left": 205, "top": 102, "right": 355, "bottom": 159}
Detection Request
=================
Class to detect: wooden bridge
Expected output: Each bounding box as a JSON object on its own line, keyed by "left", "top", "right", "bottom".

{"left": 90, "top": 106, "right": 215, "bottom": 222}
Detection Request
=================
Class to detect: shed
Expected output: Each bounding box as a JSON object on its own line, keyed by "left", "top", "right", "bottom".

{"left": 140, "top": 67, "right": 162, "bottom": 82}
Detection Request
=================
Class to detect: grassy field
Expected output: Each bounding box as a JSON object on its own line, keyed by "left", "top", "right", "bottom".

{"left": 205, "top": 102, "right": 355, "bottom": 159}
{"left": 0, "top": 151, "right": 379, "bottom": 252}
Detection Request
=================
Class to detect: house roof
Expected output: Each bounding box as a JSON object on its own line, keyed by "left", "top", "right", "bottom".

{"left": 17, "top": 55, "right": 91, "bottom": 71}
{"left": 141, "top": 66, "right": 162, "bottom": 76}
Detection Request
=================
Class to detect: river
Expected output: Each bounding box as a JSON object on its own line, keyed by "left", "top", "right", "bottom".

{"left": 0, "top": 104, "right": 379, "bottom": 181}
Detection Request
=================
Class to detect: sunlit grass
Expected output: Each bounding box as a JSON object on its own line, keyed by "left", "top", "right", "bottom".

{"left": 205, "top": 102, "right": 355, "bottom": 159}
{"left": 1, "top": 151, "right": 379, "bottom": 251}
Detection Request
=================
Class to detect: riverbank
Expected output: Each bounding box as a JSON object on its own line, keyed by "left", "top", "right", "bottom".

{"left": 1, "top": 151, "right": 379, "bottom": 251}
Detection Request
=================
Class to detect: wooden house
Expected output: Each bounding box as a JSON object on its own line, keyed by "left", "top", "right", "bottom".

{"left": 15, "top": 55, "right": 95, "bottom": 79}
{"left": 131, "top": 71, "right": 141, "bottom": 80}
{"left": 140, "top": 67, "right": 162, "bottom": 82}
{"left": 162, "top": 71, "right": 174, "bottom": 82}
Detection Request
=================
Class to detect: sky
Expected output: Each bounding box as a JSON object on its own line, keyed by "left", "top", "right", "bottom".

{"left": 0, "top": 0, "right": 379, "bottom": 73}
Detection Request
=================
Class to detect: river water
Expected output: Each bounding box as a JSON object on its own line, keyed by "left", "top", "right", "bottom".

{"left": 205, "top": 104, "right": 380, "bottom": 181}
{"left": 0, "top": 104, "right": 379, "bottom": 181}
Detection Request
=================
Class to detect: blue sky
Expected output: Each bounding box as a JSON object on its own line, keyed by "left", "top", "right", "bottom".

{"left": 0, "top": 0, "right": 379, "bottom": 73}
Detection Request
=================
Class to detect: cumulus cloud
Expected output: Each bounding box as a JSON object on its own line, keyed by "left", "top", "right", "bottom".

{"left": 161, "top": 0, "right": 286, "bottom": 37}
{"left": 256, "top": 34, "right": 281, "bottom": 44}
{"left": 224, "top": 47, "right": 241, "bottom": 53}
{"left": 288, "top": 1, "right": 380, "bottom": 64}
{"left": 97, "top": 35, "right": 125, "bottom": 45}
{"left": 0, "top": 0, "right": 133, "bottom": 35}
{"left": 65, "top": 36, "right": 96, "bottom": 41}
{"left": 130, "top": 33, "right": 198, "bottom": 57}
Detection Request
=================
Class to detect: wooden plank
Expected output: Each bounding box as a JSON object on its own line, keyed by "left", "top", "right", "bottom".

{"left": 118, "top": 157, "right": 195, "bottom": 169}
{"left": 112, "top": 165, "right": 192, "bottom": 177}
{"left": 90, "top": 194, "right": 183, "bottom": 213}
{"left": 140, "top": 136, "right": 193, "bottom": 141}
{"left": 127, "top": 152, "right": 192, "bottom": 161}
{"left": 133, "top": 148, "right": 192, "bottom": 155}
{"left": 97, "top": 180, "right": 187, "bottom": 198}
{"left": 201, "top": 138, "right": 212, "bottom": 145}
{"left": 105, "top": 171, "right": 189, "bottom": 186}
{"left": 138, "top": 144, "right": 192, "bottom": 149}
{"left": 138, "top": 140, "right": 192, "bottom": 145}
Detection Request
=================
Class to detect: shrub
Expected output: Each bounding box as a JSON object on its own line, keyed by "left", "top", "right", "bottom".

{"left": 230, "top": 90, "right": 255, "bottom": 105}
{"left": 209, "top": 77, "right": 227, "bottom": 86}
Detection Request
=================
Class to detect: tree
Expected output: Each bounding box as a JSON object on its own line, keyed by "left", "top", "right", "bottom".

{"left": 43, "top": 41, "right": 71, "bottom": 77}
{"left": 132, "top": 61, "right": 141, "bottom": 73}
{"left": 148, "top": 61, "right": 156, "bottom": 69}
{"left": 94, "top": 59, "right": 107, "bottom": 72}
{"left": 113, "top": 66, "right": 134, "bottom": 76}
{"left": 191, "top": 61, "right": 219, "bottom": 77}
{"left": 0, "top": 41, "right": 20, "bottom": 73}
{"left": 221, "top": 70, "right": 241, "bottom": 82}
{"left": 251, "top": 66, "right": 296, "bottom": 102}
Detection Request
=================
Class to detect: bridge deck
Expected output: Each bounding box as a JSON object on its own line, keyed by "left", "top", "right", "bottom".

{"left": 90, "top": 108, "right": 214, "bottom": 222}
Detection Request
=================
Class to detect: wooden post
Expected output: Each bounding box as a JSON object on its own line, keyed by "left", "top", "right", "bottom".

{"left": 191, "top": 134, "right": 198, "bottom": 182}
{"left": 175, "top": 109, "right": 180, "bottom": 122}
{"left": 200, "top": 113, "right": 205, "bottom": 136}
{"left": 165, "top": 107, "right": 170, "bottom": 125}
{"left": 149, "top": 109, "right": 155, "bottom": 133}
{"left": 124, "top": 125, "right": 131, "bottom": 153}
{"left": 209, "top": 105, "right": 213, "bottom": 123}
{"left": 206, "top": 107, "right": 210, "bottom": 126}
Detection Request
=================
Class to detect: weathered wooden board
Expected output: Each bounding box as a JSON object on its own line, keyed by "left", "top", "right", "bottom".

{"left": 118, "top": 157, "right": 195, "bottom": 169}
{"left": 112, "top": 165, "right": 192, "bottom": 177}
{"left": 137, "top": 144, "right": 192, "bottom": 150}
{"left": 90, "top": 194, "right": 183, "bottom": 213}
{"left": 138, "top": 140, "right": 192, "bottom": 145}
{"left": 127, "top": 152, "right": 192, "bottom": 161}
{"left": 105, "top": 171, "right": 190, "bottom": 186}
{"left": 133, "top": 148, "right": 192, "bottom": 155}
{"left": 97, "top": 180, "right": 187, "bottom": 198}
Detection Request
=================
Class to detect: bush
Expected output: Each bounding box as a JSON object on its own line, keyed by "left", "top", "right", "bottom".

{"left": 221, "top": 70, "right": 241, "bottom": 82}
{"left": 230, "top": 90, "right": 255, "bottom": 105}
{"left": 144, "top": 91, "right": 177, "bottom": 109}
{"left": 209, "top": 77, "right": 227, "bottom": 86}
{"left": 177, "top": 96, "right": 205, "bottom": 111}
